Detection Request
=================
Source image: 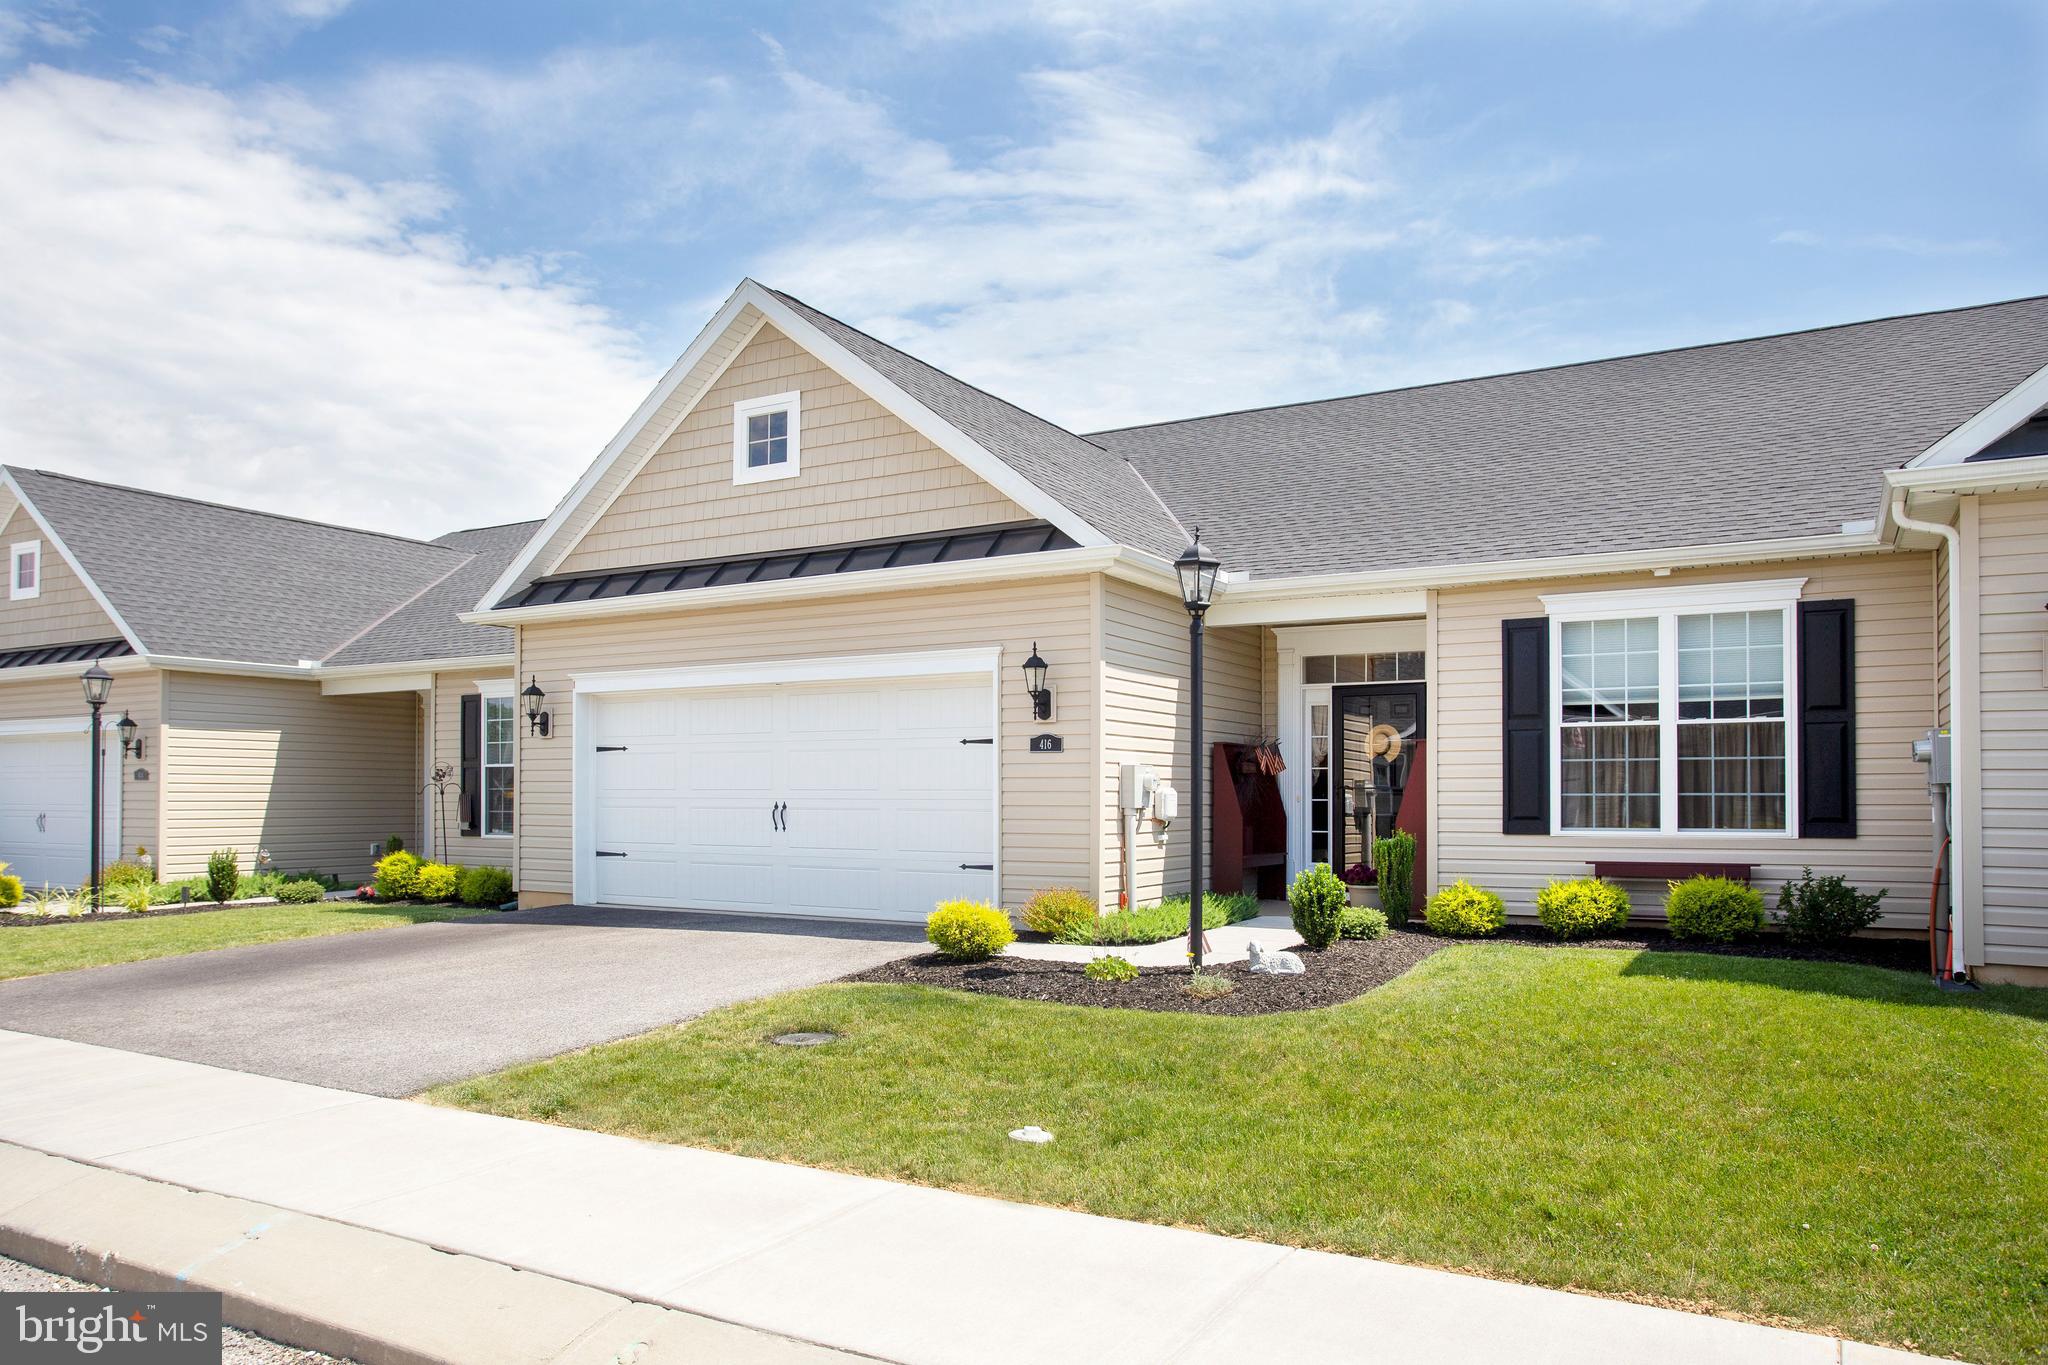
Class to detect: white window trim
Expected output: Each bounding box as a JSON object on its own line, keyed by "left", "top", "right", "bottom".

{"left": 1543, "top": 579, "right": 1805, "bottom": 839}
{"left": 10, "top": 540, "right": 41, "bottom": 601}
{"left": 731, "top": 390, "right": 801, "bottom": 486}
{"left": 475, "top": 678, "right": 516, "bottom": 838}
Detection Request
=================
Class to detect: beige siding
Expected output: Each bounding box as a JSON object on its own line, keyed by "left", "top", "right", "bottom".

{"left": 1098, "top": 579, "right": 1264, "bottom": 907}
{"left": 556, "top": 324, "right": 1031, "bottom": 575}
{"left": 1976, "top": 491, "right": 2048, "bottom": 966}
{"left": 0, "top": 667, "right": 162, "bottom": 870}
{"left": 160, "top": 673, "right": 416, "bottom": 881}
{"left": 1432, "top": 552, "right": 1939, "bottom": 927}
{"left": 425, "top": 669, "right": 515, "bottom": 869}
{"left": 0, "top": 505, "right": 121, "bottom": 651}
{"left": 1934, "top": 541, "right": 1951, "bottom": 729}
{"left": 514, "top": 575, "right": 1097, "bottom": 909}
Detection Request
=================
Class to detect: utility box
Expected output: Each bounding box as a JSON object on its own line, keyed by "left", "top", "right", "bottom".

{"left": 1119, "top": 763, "right": 1158, "bottom": 811}
{"left": 1911, "top": 728, "right": 1952, "bottom": 788}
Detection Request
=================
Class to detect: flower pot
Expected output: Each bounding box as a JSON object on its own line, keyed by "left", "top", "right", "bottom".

{"left": 1347, "top": 884, "right": 1380, "bottom": 909}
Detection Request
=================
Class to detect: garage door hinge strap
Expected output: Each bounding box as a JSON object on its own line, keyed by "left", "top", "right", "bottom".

{"left": 959, "top": 737, "right": 993, "bottom": 745}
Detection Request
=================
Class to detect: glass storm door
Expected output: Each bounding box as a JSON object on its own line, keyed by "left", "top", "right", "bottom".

{"left": 1332, "top": 684, "right": 1425, "bottom": 878}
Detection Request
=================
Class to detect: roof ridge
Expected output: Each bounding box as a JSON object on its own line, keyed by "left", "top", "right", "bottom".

{"left": 6, "top": 467, "right": 465, "bottom": 552}
{"left": 315, "top": 547, "right": 482, "bottom": 664}
{"left": 437, "top": 517, "right": 546, "bottom": 540}
{"left": 1085, "top": 291, "right": 2048, "bottom": 438}
{"left": 763, "top": 286, "right": 1112, "bottom": 453}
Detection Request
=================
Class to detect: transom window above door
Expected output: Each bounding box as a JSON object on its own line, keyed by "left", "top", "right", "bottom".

{"left": 1543, "top": 580, "right": 1800, "bottom": 836}
{"left": 1301, "top": 651, "right": 1423, "bottom": 684}
{"left": 732, "top": 391, "right": 802, "bottom": 485}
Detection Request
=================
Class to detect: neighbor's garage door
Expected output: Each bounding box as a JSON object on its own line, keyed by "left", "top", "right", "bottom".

{"left": 0, "top": 731, "right": 92, "bottom": 891}
{"left": 586, "top": 675, "right": 996, "bottom": 920}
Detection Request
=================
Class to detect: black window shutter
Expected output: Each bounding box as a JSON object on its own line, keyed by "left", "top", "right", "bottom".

{"left": 1797, "top": 598, "right": 1856, "bottom": 838}
{"left": 459, "top": 693, "right": 481, "bottom": 838}
{"left": 1501, "top": 617, "right": 1550, "bottom": 835}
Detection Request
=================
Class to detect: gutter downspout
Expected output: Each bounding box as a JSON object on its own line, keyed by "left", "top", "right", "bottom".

{"left": 1890, "top": 493, "right": 1969, "bottom": 980}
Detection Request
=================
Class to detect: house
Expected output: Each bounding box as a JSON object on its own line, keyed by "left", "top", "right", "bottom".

{"left": 3, "top": 280, "right": 2042, "bottom": 987}
{"left": 0, "top": 466, "right": 533, "bottom": 889}
{"left": 462, "top": 281, "right": 2047, "bottom": 986}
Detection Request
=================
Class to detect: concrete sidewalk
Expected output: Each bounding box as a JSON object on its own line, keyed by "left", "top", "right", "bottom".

{"left": 0, "top": 1030, "right": 1928, "bottom": 1365}
{"left": 1007, "top": 913, "right": 1304, "bottom": 965}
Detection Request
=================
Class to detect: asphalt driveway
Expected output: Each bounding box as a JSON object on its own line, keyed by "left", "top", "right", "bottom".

{"left": 0, "top": 905, "right": 923, "bottom": 1096}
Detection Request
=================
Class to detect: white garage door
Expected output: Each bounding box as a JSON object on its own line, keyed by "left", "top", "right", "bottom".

{"left": 586, "top": 674, "right": 996, "bottom": 921}
{"left": 0, "top": 730, "right": 94, "bottom": 891}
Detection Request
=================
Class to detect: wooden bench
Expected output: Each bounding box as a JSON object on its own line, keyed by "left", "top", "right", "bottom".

{"left": 1589, "top": 860, "right": 1754, "bottom": 883}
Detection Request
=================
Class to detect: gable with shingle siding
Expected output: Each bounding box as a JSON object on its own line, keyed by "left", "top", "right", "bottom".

{"left": 554, "top": 323, "right": 1034, "bottom": 577}
{"left": 0, "top": 501, "right": 122, "bottom": 652}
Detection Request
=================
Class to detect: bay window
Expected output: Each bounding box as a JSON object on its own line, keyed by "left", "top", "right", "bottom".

{"left": 1545, "top": 581, "right": 1801, "bottom": 835}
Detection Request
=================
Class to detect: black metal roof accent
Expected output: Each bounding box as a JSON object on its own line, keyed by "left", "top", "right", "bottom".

{"left": 0, "top": 638, "right": 135, "bottom": 670}
{"left": 501, "top": 521, "right": 1080, "bottom": 610}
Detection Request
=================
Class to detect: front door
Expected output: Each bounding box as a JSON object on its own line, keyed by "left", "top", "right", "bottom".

{"left": 1331, "top": 683, "right": 1425, "bottom": 879}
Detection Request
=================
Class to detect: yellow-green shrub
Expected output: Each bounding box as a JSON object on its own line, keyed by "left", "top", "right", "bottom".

{"left": 413, "top": 862, "right": 460, "bottom": 902}
{"left": 926, "top": 900, "right": 1015, "bottom": 961}
{"left": 372, "top": 850, "right": 420, "bottom": 900}
{"left": 1425, "top": 879, "right": 1506, "bottom": 937}
{"left": 457, "top": 865, "right": 514, "bottom": 907}
{"left": 0, "top": 872, "right": 23, "bottom": 909}
{"left": 1666, "top": 876, "right": 1765, "bottom": 942}
{"left": 1535, "top": 877, "right": 1631, "bottom": 940}
{"left": 1023, "top": 886, "right": 1097, "bottom": 941}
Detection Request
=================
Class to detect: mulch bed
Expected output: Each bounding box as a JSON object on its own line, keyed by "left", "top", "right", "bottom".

{"left": 845, "top": 923, "right": 1934, "bottom": 1016}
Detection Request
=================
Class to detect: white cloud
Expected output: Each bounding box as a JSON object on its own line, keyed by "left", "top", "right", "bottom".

{"left": 0, "top": 1, "right": 93, "bottom": 60}
{"left": 0, "top": 66, "right": 654, "bottom": 534}
{"left": 1772, "top": 228, "right": 2003, "bottom": 256}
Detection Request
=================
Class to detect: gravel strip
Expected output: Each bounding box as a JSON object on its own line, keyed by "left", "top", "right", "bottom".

{"left": 0, "top": 1253, "right": 347, "bottom": 1363}
{"left": 847, "top": 922, "right": 1931, "bottom": 1015}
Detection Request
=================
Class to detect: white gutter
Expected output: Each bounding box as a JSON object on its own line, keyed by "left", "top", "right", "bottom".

{"left": 315, "top": 652, "right": 513, "bottom": 678}
{"left": 1890, "top": 493, "right": 1970, "bottom": 979}
{"left": 1886, "top": 453, "right": 2048, "bottom": 495}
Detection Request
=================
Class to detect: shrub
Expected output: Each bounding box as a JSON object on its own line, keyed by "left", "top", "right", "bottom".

{"left": 1665, "top": 876, "right": 1766, "bottom": 942}
{"left": 1083, "top": 892, "right": 1257, "bottom": 946}
{"left": 1425, "top": 879, "right": 1506, "bottom": 937}
{"left": 1288, "top": 863, "right": 1347, "bottom": 949}
{"left": 1774, "top": 867, "right": 1885, "bottom": 945}
{"left": 0, "top": 873, "right": 22, "bottom": 909}
{"left": 1338, "top": 905, "right": 1389, "bottom": 940}
{"left": 383, "top": 835, "right": 406, "bottom": 856}
{"left": 926, "top": 900, "right": 1014, "bottom": 961}
{"left": 1084, "top": 954, "right": 1139, "bottom": 983}
{"left": 1372, "top": 830, "right": 1417, "bottom": 924}
{"left": 1185, "top": 971, "right": 1236, "bottom": 1000}
{"left": 457, "top": 864, "right": 515, "bottom": 907}
{"left": 99, "top": 857, "right": 154, "bottom": 890}
{"left": 413, "top": 862, "right": 460, "bottom": 902}
{"left": 1023, "top": 887, "right": 1097, "bottom": 940}
{"left": 1535, "top": 877, "right": 1632, "bottom": 940}
{"left": 205, "top": 849, "right": 240, "bottom": 904}
{"left": 276, "top": 879, "right": 325, "bottom": 904}
{"left": 372, "top": 850, "right": 421, "bottom": 900}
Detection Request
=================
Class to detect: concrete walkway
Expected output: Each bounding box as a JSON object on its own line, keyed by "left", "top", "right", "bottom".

{"left": 0, "top": 1030, "right": 1930, "bottom": 1365}
{"left": 1008, "top": 912, "right": 1304, "bottom": 965}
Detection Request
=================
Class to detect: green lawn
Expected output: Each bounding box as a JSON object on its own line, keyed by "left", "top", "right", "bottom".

{"left": 0, "top": 902, "right": 487, "bottom": 980}
{"left": 432, "top": 945, "right": 2048, "bottom": 1363}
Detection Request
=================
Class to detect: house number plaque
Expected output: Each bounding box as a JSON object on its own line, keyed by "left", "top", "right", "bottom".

{"left": 1029, "top": 734, "right": 1063, "bottom": 753}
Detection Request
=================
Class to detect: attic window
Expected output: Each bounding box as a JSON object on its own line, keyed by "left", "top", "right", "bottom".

{"left": 9, "top": 541, "right": 39, "bottom": 601}
{"left": 732, "top": 391, "right": 802, "bottom": 485}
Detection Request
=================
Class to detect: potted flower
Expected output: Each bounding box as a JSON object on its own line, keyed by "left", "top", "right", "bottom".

{"left": 1342, "top": 862, "right": 1379, "bottom": 908}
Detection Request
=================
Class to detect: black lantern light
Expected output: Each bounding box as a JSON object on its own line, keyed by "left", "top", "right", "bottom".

{"left": 117, "top": 711, "right": 142, "bottom": 761}
{"left": 1022, "top": 642, "right": 1052, "bottom": 721}
{"left": 81, "top": 661, "right": 114, "bottom": 912}
{"left": 1174, "top": 531, "right": 1222, "bottom": 973}
{"left": 521, "top": 675, "right": 551, "bottom": 738}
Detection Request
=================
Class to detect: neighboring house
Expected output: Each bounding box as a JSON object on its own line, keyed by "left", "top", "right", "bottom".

{"left": 0, "top": 466, "right": 533, "bottom": 889}
{"left": 460, "top": 281, "right": 2046, "bottom": 985}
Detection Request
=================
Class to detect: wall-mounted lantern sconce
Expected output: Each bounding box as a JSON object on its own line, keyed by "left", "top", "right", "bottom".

{"left": 117, "top": 711, "right": 143, "bottom": 761}
{"left": 1022, "top": 643, "right": 1053, "bottom": 721}
{"left": 522, "top": 675, "right": 551, "bottom": 738}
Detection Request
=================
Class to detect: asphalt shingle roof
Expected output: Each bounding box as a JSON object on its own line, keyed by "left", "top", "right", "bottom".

{"left": 1088, "top": 296, "right": 2048, "bottom": 580}
{"left": 327, "top": 520, "right": 536, "bottom": 666}
{"left": 4, "top": 469, "right": 471, "bottom": 666}
{"left": 768, "top": 287, "right": 1187, "bottom": 558}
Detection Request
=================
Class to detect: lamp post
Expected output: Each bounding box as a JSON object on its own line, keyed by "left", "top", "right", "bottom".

{"left": 80, "top": 661, "right": 113, "bottom": 913}
{"left": 1174, "top": 531, "right": 1222, "bottom": 971}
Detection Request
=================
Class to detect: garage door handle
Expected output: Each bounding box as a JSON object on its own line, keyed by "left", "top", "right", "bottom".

{"left": 595, "top": 850, "right": 627, "bottom": 858}
{"left": 596, "top": 745, "right": 628, "bottom": 753}
{"left": 959, "top": 737, "right": 993, "bottom": 745}
{"left": 959, "top": 863, "right": 993, "bottom": 871}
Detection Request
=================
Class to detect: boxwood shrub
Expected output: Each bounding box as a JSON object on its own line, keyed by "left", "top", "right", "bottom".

{"left": 1425, "top": 879, "right": 1506, "bottom": 937}
{"left": 1338, "top": 905, "right": 1389, "bottom": 940}
{"left": 457, "top": 864, "right": 515, "bottom": 907}
{"left": 1287, "top": 864, "right": 1347, "bottom": 949}
{"left": 1534, "top": 877, "right": 1631, "bottom": 940}
{"left": 275, "top": 879, "right": 326, "bottom": 904}
{"left": 927, "top": 900, "right": 1015, "bottom": 961}
{"left": 1665, "top": 875, "right": 1765, "bottom": 942}
{"left": 372, "top": 850, "right": 420, "bottom": 900}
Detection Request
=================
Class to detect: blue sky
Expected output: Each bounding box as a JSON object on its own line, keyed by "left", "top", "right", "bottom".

{"left": 0, "top": 0, "right": 2041, "bottom": 533}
